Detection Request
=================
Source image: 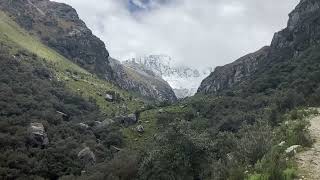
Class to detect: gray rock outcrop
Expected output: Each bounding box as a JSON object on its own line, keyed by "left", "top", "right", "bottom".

{"left": 28, "top": 123, "right": 49, "bottom": 147}
{"left": 198, "top": 46, "right": 270, "bottom": 94}
{"left": 0, "top": 0, "right": 114, "bottom": 80}
{"left": 198, "top": 0, "right": 320, "bottom": 95}
{"left": 136, "top": 125, "right": 145, "bottom": 133}
{"left": 78, "top": 147, "right": 96, "bottom": 167}
{"left": 114, "top": 113, "right": 138, "bottom": 126}
{"left": 109, "top": 58, "right": 177, "bottom": 102}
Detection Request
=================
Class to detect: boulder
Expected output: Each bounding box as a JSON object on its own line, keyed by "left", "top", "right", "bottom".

{"left": 28, "top": 123, "right": 49, "bottom": 147}
{"left": 278, "top": 141, "right": 286, "bottom": 146}
{"left": 136, "top": 125, "right": 145, "bottom": 133}
{"left": 285, "top": 145, "right": 301, "bottom": 154}
{"left": 114, "top": 114, "right": 138, "bottom": 126}
{"left": 78, "top": 147, "right": 96, "bottom": 167}
{"left": 105, "top": 94, "right": 114, "bottom": 102}
{"left": 79, "top": 123, "right": 89, "bottom": 129}
{"left": 127, "top": 113, "right": 137, "bottom": 124}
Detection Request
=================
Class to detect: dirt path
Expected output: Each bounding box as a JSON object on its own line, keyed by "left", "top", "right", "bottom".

{"left": 295, "top": 110, "right": 320, "bottom": 180}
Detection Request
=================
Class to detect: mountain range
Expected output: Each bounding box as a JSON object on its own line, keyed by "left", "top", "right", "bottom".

{"left": 124, "top": 55, "right": 212, "bottom": 99}
{"left": 1, "top": 0, "right": 320, "bottom": 179}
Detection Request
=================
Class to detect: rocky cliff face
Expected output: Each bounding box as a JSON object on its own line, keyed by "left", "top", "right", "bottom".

{"left": 271, "top": 0, "right": 320, "bottom": 54}
{"left": 126, "top": 55, "right": 211, "bottom": 98}
{"left": 198, "top": 0, "right": 320, "bottom": 95}
{"left": 198, "top": 46, "right": 270, "bottom": 94}
{"left": 109, "top": 58, "right": 177, "bottom": 102}
{"left": 0, "top": 0, "right": 114, "bottom": 80}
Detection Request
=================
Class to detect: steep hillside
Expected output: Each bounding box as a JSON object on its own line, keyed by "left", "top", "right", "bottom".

{"left": 0, "top": 21, "right": 121, "bottom": 180}
{"left": 0, "top": 43, "right": 129, "bottom": 180}
{"left": 2, "top": 0, "right": 320, "bottom": 180}
{"left": 0, "top": 10, "right": 144, "bottom": 116}
{"left": 0, "top": 0, "right": 180, "bottom": 102}
{"left": 198, "top": 46, "right": 270, "bottom": 94}
{"left": 198, "top": 0, "right": 320, "bottom": 96}
{"left": 110, "top": 58, "right": 177, "bottom": 103}
{"left": 0, "top": 0, "right": 114, "bottom": 80}
{"left": 0, "top": 7, "right": 153, "bottom": 179}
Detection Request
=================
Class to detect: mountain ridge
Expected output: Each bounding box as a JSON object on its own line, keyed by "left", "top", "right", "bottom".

{"left": 198, "top": 0, "right": 320, "bottom": 95}
{"left": 109, "top": 57, "right": 177, "bottom": 102}
{"left": 125, "top": 55, "right": 212, "bottom": 98}
{"left": 1, "top": 0, "right": 320, "bottom": 179}
{"left": 0, "top": 0, "right": 115, "bottom": 80}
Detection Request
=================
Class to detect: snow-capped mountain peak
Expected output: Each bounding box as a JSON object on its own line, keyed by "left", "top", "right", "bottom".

{"left": 124, "top": 55, "right": 212, "bottom": 99}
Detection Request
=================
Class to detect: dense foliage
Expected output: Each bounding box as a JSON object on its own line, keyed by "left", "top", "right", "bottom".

{"left": 0, "top": 46, "right": 123, "bottom": 180}
{"left": 1, "top": 30, "right": 320, "bottom": 180}
{"left": 1, "top": 0, "right": 320, "bottom": 179}
{"left": 127, "top": 45, "right": 320, "bottom": 180}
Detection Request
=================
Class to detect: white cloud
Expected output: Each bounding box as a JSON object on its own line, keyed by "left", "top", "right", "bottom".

{"left": 54, "top": 0, "right": 300, "bottom": 68}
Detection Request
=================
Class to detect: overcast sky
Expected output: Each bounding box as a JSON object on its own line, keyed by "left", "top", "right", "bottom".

{"left": 54, "top": 0, "right": 300, "bottom": 68}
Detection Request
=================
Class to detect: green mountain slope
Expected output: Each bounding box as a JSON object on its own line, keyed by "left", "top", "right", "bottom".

{"left": 0, "top": 0, "right": 114, "bottom": 80}
{"left": 0, "top": 9, "right": 158, "bottom": 179}
{"left": 0, "top": 20, "right": 120, "bottom": 180}
{"left": 1, "top": 0, "right": 320, "bottom": 180}
{"left": 0, "top": 10, "right": 144, "bottom": 116}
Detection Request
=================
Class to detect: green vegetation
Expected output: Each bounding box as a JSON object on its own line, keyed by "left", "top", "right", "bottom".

{"left": 0, "top": 11, "right": 147, "bottom": 179}
{"left": 1, "top": 1, "right": 320, "bottom": 179}
{"left": 127, "top": 41, "right": 320, "bottom": 178}
{"left": 0, "top": 44, "right": 124, "bottom": 179}
{"left": 0, "top": 11, "right": 144, "bottom": 117}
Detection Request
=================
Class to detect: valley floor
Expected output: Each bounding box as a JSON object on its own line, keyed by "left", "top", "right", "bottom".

{"left": 296, "top": 109, "right": 320, "bottom": 180}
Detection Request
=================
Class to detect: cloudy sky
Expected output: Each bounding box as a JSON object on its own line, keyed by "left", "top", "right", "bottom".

{"left": 54, "top": 0, "right": 299, "bottom": 68}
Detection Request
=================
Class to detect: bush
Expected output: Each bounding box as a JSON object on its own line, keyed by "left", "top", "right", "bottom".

{"left": 236, "top": 122, "right": 273, "bottom": 164}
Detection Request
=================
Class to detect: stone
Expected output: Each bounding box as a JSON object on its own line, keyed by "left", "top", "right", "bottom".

{"left": 114, "top": 114, "right": 138, "bottom": 126}
{"left": 28, "top": 123, "right": 49, "bottom": 147}
{"left": 78, "top": 147, "right": 96, "bottom": 166}
{"left": 278, "top": 141, "right": 286, "bottom": 146}
{"left": 136, "top": 125, "right": 144, "bottom": 133}
{"left": 105, "top": 93, "right": 114, "bottom": 102}
{"left": 285, "top": 145, "right": 301, "bottom": 154}
{"left": 127, "top": 113, "right": 137, "bottom": 123}
{"left": 79, "top": 123, "right": 89, "bottom": 129}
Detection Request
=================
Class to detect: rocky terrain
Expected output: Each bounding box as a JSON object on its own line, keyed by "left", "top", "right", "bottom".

{"left": 0, "top": 0, "right": 181, "bottom": 102}
{"left": 109, "top": 57, "right": 177, "bottom": 102}
{"left": 125, "top": 55, "right": 211, "bottom": 98}
{"left": 1, "top": 0, "right": 320, "bottom": 179}
{"left": 198, "top": 46, "right": 270, "bottom": 94}
{"left": 198, "top": 0, "right": 320, "bottom": 95}
{"left": 0, "top": 0, "right": 114, "bottom": 80}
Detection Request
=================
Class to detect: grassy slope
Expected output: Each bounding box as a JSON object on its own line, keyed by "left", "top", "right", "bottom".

{"left": 0, "top": 11, "right": 161, "bottom": 148}
{"left": 0, "top": 11, "right": 144, "bottom": 116}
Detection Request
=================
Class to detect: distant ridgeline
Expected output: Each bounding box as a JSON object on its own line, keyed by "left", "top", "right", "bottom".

{"left": 124, "top": 55, "right": 212, "bottom": 99}
{"left": 1, "top": 0, "right": 320, "bottom": 179}
{"left": 0, "top": 0, "right": 176, "bottom": 103}
{"left": 198, "top": 0, "right": 320, "bottom": 96}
